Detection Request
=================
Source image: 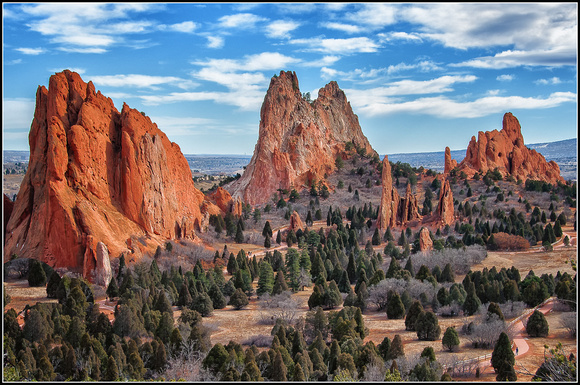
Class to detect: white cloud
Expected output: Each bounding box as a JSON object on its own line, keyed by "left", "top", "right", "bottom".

{"left": 2, "top": 98, "right": 35, "bottom": 131}
{"left": 90, "top": 74, "right": 198, "bottom": 90}
{"left": 290, "top": 37, "right": 379, "bottom": 54}
{"left": 496, "top": 74, "right": 514, "bottom": 82}
{"left": 320, "top": 22, "right": 362, "bottom": 34}
{"left": 15, "top": 47, "right": 45, "bottom": 55}
{"left": 218, "top": 13, "right": 266, "bottom": 29}
{"left": 378, "top": 31, "right": 422, "bottom": 43}
{"left": 266, "top": 20, "right": 301, "bottom": 38}
{"left": 165, "top": 21, "right": 197, "bottom": 33}
{"left": 206, "top": 35, "right": 224, "bottom": 49}
{"left": 535, "top": 77, "right": 562, "bottom": 85}
{"left": 345, "top": 4, "right": 398, "bottom": 30}
{"left": 321, "top": 60, "right": 443, "bottom": 82}
{"left": 452, "top": 48, "right": 576, "bottom": 69}
{"left": 401, "top": 3, "right": 577, "bottom": 51}
{"left": 352, "top": 92, "right": 576, "bottom": 118}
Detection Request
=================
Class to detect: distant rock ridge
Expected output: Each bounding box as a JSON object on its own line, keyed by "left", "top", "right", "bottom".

{"left": 450, "top": 112, "right": 564, "bottom": 184}
{"left": 3, "top": 70, "right": 221, "bottom": 281}
{"left": 228, "top": 70, "right": 377, "bottom": 205}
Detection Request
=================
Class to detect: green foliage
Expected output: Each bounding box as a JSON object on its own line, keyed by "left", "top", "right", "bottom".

{"left": 491, "top": 332, "right": 517, "bottom": 381}
{"left": 526, "top": 310, "right": 549, "bottom": 337}
{"left": 229, "top": 288, "right": 249, "bottom": 310}
{"left": 28, "top": 259, "right": 47, "bottom": 287}
{"left": 442, "top": 327, "right": 460, "bottom": 351}
{"left": 415, "top": 311, "right": 441, "bottom": 341}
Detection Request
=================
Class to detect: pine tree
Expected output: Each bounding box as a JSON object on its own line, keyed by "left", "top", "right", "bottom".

{"left": 235, "top": 222, "right": 245, "bottom": 243}
{"left": 257, "top": 261, "right": 275, "bottom": 297}
{"left": 405, "top": 300, "right": 424, "bottom": 331}
{"left": 105, "top": 355, "right": 119, "bottom": 381}
{"left": 262, "top": 221, "right": 273, "bottom": 238}
{"left": 28, "top": 260, "right": 47, "bottom": 287}
{"left": 386, "top": 292, "right": 405, "bottom": 319}
{"left": 526, "top": 310, "right": 549, "bottom": 337}
{"left": 271, "top": 270, "right": 289, "bottom": 295}
{"left": 229, "top": 288, "right": 249, "bottom": 310}
{"left": 491, "top": 332, "right": 517, "bottom": 381}
{"left": 227, "top": 253, "right": 238, "bottom": 275}
{"left": 388, "top": 334, "right": 405, "bottom": 360}
{"left": 272, "top": 350, "right": 288, "bottom": 381}
{"left": 415, "top": 311, "right": 441, "bottom": 341}
{"left": 442, "top": 326, "right": 460, "bottom": 351}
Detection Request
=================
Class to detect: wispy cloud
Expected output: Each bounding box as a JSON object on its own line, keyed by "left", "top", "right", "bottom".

{"left": 15, "top": 47, "right": 45, "bottom": 55}
{"left": 265, "top": 20, "right": 301, "bottom": 38}
{"left": 535, "top": 77, "right": 563, "bottom": 85}
{"left": 218, "top": 13, "right": 267, "bottom": 29}
{"left": 90, "top": 74, "right": 198, "bottom": 90}
{"left": 352, "top": 92, "right": 576, "bottom": 118}
{"left": 451, "top": 48, "right": 577, "bottom": 69}
{"left": 496, "top": 74, "right": 514, "bottom": 82}
{"left": 290, "top": 37, "right": 379, "bottom": 54}
{"left": 320, "top": 22, "right": 362, "bottom": 34}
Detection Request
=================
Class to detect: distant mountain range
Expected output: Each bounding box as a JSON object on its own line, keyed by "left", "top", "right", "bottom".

{"left": 4, "top": 138, "right": 576, "bottom": 180}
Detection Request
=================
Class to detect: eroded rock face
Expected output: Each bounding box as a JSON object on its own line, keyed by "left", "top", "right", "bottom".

{"left": 208, "top": 187, "right": 243, "bottom": 217}
{"left": 4, "top": 70, "right": 219, "bottom": 280}
{"left": 437, "top": 177, "right": 454, "bottom": 227}
{"left": 228, "top": 71, "right": 377, "bottom": 205}
{"left": 398, "top": 183, "right": 421, "bottom": 226}
{"left": 456, "top": 113, "right": 563, "bottom": 184}
{"left": 289, "top": 210, "right": 304, "bottom": 232}
{"left": 3, "top": 194, "right": 14, "bottom": 240}
{"left": 444, "top": 147, "right": 458, "bottom": 174}
{"left": 419, "top": 227, "right": 433, "bottom": 252}
{"left": 377, "top": 155, "right": 400, "bottom": 229}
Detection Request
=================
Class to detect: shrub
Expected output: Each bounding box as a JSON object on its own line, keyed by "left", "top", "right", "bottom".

{"left": 229, "top": 288, "right": 249, "bottom": 310}
{"left": 442, "top": 326, "right": 460, "bottom": 351}
{"left": 526, "top": 310, "right": 549, "bottom": 337}
{"left": 415, "top": 311, "right": 441, "bottom": 341}
{"left": 28, "top": 260, "right": 47, "bottom": 287}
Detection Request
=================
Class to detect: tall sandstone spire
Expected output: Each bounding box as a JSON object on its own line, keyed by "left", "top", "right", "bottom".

{"left": 377, "top": 155, "right": 399, "bottom": 229}
{"left": 437, "top": 177, "right": 455, "bottom": 227}
{"left": 228, "top": 71, "right": 377, "bottom": 206}
{"left": 4, "top": 70, "right": 221, "bottom": 281}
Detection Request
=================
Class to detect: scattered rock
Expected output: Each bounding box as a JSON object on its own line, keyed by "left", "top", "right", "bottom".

{"left": 419, "top": 227, "right": 433, "bottom": 251}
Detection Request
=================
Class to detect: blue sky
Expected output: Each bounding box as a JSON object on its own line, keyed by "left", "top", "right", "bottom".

{"left": 2, "top": 3, "right": 577, "bottom": 155}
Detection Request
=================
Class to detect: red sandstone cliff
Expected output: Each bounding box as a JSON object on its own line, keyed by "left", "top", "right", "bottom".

{"left": 228, "top": 71, "right": 377, "bottom": 205}
{"left": 437, "top": 177, "right": 455, "bottom": 227}
{"left": 454, "top": 113, "right": 563, "bottom": 184}
{"left": 4, "top": 70, "right": 220, "bottom": 280}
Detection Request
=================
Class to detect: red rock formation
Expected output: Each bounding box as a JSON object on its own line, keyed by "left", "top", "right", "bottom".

{"left": 398, "top": 183, "right": 421, "bottom": 226}
{"left": 457, "top": 113, "right": 563, "bottom": 184}
{"left": 3, "top": 194, "right": 14, "bottom": 240}
{"left": 4, "top": 70, "right": 220, "bottom": 279}
{"left": 444, "top": 147, "right": 458, "bottom": 174}
{"left": 208, "top": 187, "right": 243, "bottom": 217}
{"left": 228, "top": 71, "right": 377, "bottom": 205}
{"left": 377, "top": 155, "right": 400, "bottom": 229}
{"left": 419, "top": 227, "right": 433, "bottom": 252}
{"left": 437, "top": 177, "right": 454, "bottom": 227}
{"left": 289, "top": 210, "right": 304, "bottom": 232}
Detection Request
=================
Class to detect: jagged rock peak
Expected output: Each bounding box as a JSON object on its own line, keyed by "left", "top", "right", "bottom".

{"left": 4, "top": 70, "right": 221, "bottom": 281}
{"left": 454, "top": 112, "right": 563, "bottom": 184}
{"left": 228, "top": 70, "right": 377, "bottom": 205}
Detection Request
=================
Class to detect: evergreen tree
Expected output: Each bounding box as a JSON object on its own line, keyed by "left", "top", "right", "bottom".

{"left": 46, "top": 271, "right": 61, "bottom": 298}
{"left": 272, "top": 350, "right": 288, "bottom": 381}
{"left": 106, "top": 276, "right": 119, "bottom": 299}
{"left": 405, "top": 300, "right": 424, "bottom": 331}
{"left": 491, "top": 332, "right": 517, "bottom": 381}
{"left": 262, "top": 221, "right": 273, "bottom": 238}
{"left": 229, "top": 288, "right": 249, "bottom": 310}
{"left": 415, "top": 311, "right": 441, "bottom": 341}
{"left": 28, "top": 260, "right": 47, "bottom": 287}
{"left": 442, "top": 326, "right": 460, "bottom": 351}
{"left": 235, "top": 222, "right": 245, "bottom": 243}
{"left": 257, "top": 260, "right": 275, "bottom": 297}
{"left": 386, "top": 292, "right": 405, "bottom": 319}
{"left": 271, "top": 270, "right": 289, "bottom": 295}
{"left": 388, "top": 334, "right": 405, "bottom": 360}
{"left": 526, "top": 310, "right": 549, "bottom": 337}
{"left": 105, "top": 355, "right": 119, "bottom": 381}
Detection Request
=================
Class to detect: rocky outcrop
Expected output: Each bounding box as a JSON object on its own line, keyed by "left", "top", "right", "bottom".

{"left": 377, "top": 155, "right": 422, "bottom": 228}
{"left": 444, "top": 147, "right": 458, "bottom": 174}
{"left": 437, "top": 177, "right": 454, "bottom": 227}
{"left": 208, "top": 187, "right": 243, "bottom": 217}
{"left": 419, "top": 227, "right": 433, "bottom": 252}
{"left": 455, "top": 113, "right": 563, "bottom": 184}
{"left": 83, "top": 236, "right": 112, "bottom": 286}
{"left": 3, "top": 70, "right": 220, "bottom": 280}
{"left": 398, "top": 183, "right": 421, "bottom": 226}
{"left": 377, "top": 155, "right": 400, "bottom": 229}
{"left": 3, "top": 194, "right": 14, "bottom": 240}
{"left": 228, "top": 71, "right": 377, "bottom": 205}
{"left": 289, "top": 210, "right": 304, "bottom": 232}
